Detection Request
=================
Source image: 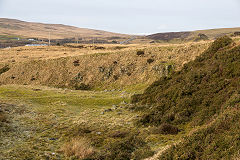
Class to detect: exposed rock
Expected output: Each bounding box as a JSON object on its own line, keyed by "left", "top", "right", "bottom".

{"left": 98, "top": 66, "right": 105, "bottom": 73}
{"left": 147, "top": 58, "right": 154, "bottom": 64}
{"left": 74, "top": 72, "right": 83, "bottom": 81}
{"left": 104, "top": 109, "right": 112, "bottom": 112}
{"left": 73, "top": 60, "right": 80, "bottom": 66}
{"left": 136, "top": 50, "right": 145, "bottom": 56}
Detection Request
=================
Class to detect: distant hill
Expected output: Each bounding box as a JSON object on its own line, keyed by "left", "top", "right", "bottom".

{"left": 147, "top": 27, "right": 240, "bottom": 42}
{"left": 0, "top": 18, "right": 129, "bottom": 39}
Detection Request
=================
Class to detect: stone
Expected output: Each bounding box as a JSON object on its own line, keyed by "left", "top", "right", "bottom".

{"left": 98, "top": 67, "right": 105, "bottom": 72}
{"left": 104, "top": 109, "right": 112, "bottom": 112}
{"left": 49, "top": 138, "right": 57, "bottom": 141}
{"left": 73, "top": 60, "right": 80, "bottom": 66}
{"left": 121, "top": 101, "right": 127, "bottom": 104}
{"left": 112, "top": 105, "right": 118, "bottom": 110}
{"left": 117, "top": 111, "right": 122, "bottom": 115}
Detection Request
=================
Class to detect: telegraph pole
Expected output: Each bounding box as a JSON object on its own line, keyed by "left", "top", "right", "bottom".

{"left": 48, "top": 32, "right": 51, "bottom": 46}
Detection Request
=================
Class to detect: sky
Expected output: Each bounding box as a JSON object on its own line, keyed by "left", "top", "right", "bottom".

{"left": 0, "top": 0, "right": 240, "bottom": 35}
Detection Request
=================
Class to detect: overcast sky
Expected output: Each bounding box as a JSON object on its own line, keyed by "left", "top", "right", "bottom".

{"left": 0, "top": 0, "right": 240, "bottom": 34}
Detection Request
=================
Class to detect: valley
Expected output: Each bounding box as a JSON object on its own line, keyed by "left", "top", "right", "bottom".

{"left": 0, "top": 19, "right": 239, "bottom": 160}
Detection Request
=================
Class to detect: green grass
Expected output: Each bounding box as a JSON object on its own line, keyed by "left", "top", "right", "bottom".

{"left": 0, "top": 85, "right": 154, "bottom": 159}
{"left": 0, "top": 84, "right": 190, "bottom": 159}
{"left": 0, "top": 34, "right": 23, "bottom": 40}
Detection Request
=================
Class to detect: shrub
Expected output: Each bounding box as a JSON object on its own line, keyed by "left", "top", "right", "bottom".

{"left": 98, "top": 133, "right": 154, "bottom": 160}
{"left": 94, "top": 46, "right": 105, "bottom": 50}
{"left": 69, "top": 81, "right": 91, "bottom": 90}
{"left": 233, "top": 32, "right": 240, "bottom": 36}
{"left": 159, "top": 104, "right": 240, "bottom": 159}
{"left": 151, "top": 123, "right": 179, "bottom": 135}
{"left": 136, "top": 50, "right": 145, "bottom": 56}
{"left": 206, "top": 36, "right": 233, "bottom": 53}
{"left": 194, "top": 33, "right": 209, "bottom": 41}
{"left": 147, "top": 58, "right": 154, "bottom": 64}
{"left": 73, "top": 60, "right": 80, "bottom": 66}
{"left": 61, "top": 137, "right": 95, "bottom": 159}
{"left": 0, "top": 65, "right": 10, "bottom": 75}
{"left": 109, "top": 130, "right": 128, "bottom": 138}
{"left": 0, "top": 113, "right": 7, "bottom": 124}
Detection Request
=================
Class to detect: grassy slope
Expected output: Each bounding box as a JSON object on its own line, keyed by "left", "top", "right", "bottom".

{"left": 131, "top": 37, "right": 240, "bottom": 159}
{"left": 193, "top": 27, "right": 240, "bottom": 39}
{"left": 0, "top": 85, "right": 135, "bottom": 159}
{"left": 147, "top": 28, "right": 240, "bottom": 42}
{"left": 0, "top": 84, "right": 202, "bottom": 160}
{"left": 0, "top": 42, "right": 210, "bottom": 90}
{"left": 160, "top": 98, "right": 240, "bottom": 159}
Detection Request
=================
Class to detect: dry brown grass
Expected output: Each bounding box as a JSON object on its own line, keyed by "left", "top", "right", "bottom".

{"left": 0, "top": 43, "right": 149, "bottom": 63}
{"left": 0, "top": 41, "right": 211, "bottom": 89}
{"left": 0, "top": 18, "right": 128, "bottom": 39}
{"left": 0, "top": 110, "right": 7, "bottom": 125}
{"left": 0, "top": 113, "right": 7, "bottom": 123}
{"left": 193, "top": 28, "right": 240, "bottom": 39}
{"left": 61, "top": 137, "right": 95, "bottom": 159}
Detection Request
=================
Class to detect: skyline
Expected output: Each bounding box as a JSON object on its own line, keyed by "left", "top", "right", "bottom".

{"left": 0, "top": 0, "right": 240, "bottom": 34}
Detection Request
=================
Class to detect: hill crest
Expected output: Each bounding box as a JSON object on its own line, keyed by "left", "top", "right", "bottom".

{"left": 0, "top": 18, "right": 129, "bottom": 39}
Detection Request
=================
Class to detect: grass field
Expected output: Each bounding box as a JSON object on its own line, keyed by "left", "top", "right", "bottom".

{"left": 0, "top": 84, "right": 189, "bottom": 159}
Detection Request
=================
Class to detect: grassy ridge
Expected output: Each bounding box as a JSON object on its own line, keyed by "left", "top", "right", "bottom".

{"left": 131, "top": 37, "right": 240, "bottom": 159}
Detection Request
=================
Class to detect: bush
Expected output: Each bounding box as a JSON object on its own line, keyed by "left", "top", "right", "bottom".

{"left": 109, "top": 130, "right": 128, "bottom": 138}
{"left": 74, "top": 83, "right": 90, "bottom": 90}
{"left": 73, "top": 60, "right": 80, "bottom": 66}
{"left": 61, "top": 137, "right": 95, "bottom": 159}
{"left": 151, "top": 123, "right": 179, "bottom": 135}
{"left": 0, "top": 65, "right": 10, "bottom": 75}
{"left": 206, "top": 36, "right": 233, "bottom": 53}
{"left": 147, "top": 58, "right": 154, "bottom": 64}
{"left": 136, "top": 50, "right": 145, "bottom": 56}
{"left": 0, "top": 113, "right": 7, "bottom": 124}
{"left": 97, "top": 133, "right": 154, "bottom": 160}
{"left": 69, "top": 81, "right": 91, "bottom": 90}
{"left": 159, "top": 104, "right": 240, "bottom": 159}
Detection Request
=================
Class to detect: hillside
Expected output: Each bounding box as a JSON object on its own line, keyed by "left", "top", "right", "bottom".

{"left": 0, "top": 36, "right": 239, "bottom": 159}
{"left": 147, "top": 27, "right": 240, "bottom": 42}
{"left": 0, "top": 18, "right": 128, "bottom": 39}
{"left": 131, "top": 37, "right": 240, "bottom": 159}
{"left": 0, "top": 42, "right": 210, "bottom": 90}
